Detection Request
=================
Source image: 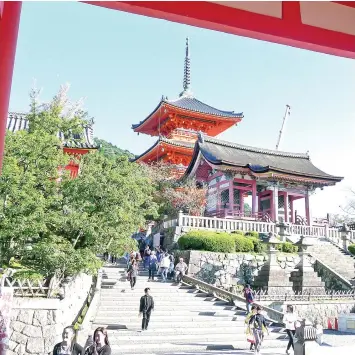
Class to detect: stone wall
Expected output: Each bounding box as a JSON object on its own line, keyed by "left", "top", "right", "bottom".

{"left": 264, "top": 300, "right": 355, "bottom": 329}
{"left": 181, "top": 250, "right": 301, "bottom": 289}
{"left": 8, "top": 273, "right": 92, "bottom": 355}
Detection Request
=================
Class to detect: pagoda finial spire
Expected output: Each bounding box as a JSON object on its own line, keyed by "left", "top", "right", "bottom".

{"left": 180, "top": 37, "right": 193, "bottom": 97}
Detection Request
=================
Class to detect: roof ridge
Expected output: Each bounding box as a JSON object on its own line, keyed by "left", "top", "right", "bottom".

{"left": 203, "top": 136, "right": 309, "bottom": 159}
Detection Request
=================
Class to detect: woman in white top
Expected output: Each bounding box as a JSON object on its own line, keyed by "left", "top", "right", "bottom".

{"left": 283, "top": 305, "right": 298, "bottom": 354}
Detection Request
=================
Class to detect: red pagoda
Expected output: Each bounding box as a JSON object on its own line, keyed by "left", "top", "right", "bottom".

{"left": 132, "top": 38, "right": 243, "bottom": 174}
{"left": 6, "top": 112, "right": 97, "bottom": 178}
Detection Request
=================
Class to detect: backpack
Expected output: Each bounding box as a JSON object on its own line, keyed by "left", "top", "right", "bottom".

{"left": 246, "top": 289, "right": 254, "bottom": 303}
{"left": 250, "top": 315, "right": 261, "bottom": 330}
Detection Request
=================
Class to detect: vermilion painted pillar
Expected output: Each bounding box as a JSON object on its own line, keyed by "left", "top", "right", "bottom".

{"left": 305, "top": 190, "right": 312, "bottom": 226}
{"left": 284, "top": 192, "right": 289, "bottom": 222}
{"left": 0, "top": 1, "right": 22, "bottom": 172}
{"left": 290, "top": 196, "right": 295, "bottom": 223}
{"left": 251, "top": 181, "right": 257, "bottom": 215}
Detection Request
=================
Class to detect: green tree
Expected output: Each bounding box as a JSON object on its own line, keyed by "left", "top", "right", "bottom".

{"left": 0, "top": 84, "right": 157, "bottom": 279}
{"left": 94, "top": 138, "right": 134, "bottom": 159}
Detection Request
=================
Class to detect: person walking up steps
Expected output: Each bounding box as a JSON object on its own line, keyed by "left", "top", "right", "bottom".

{"left": 160, "top": 252, "right": 170, "bottom": 282}
{"left": 283, "top": 305, "right": 298, "bottom": 354}
{"left": 249, "top": 306, "right": 269, "bottom": 355}
{"left": 174, "top": 257, "right": 188, "bottom": 284}
{"left": 245, "top": 305, "right": 257, "bottom": 351}
{"left": 139, "top": 287, "right": 154, "bottom": 331}
{"left": 127, "top": 259, "right": 138, "bottom": 290}
{"left": 148, "top": 251, "right": 158, "bottom": 282}
{"left": 244, "top": 284, "right": 255, "bottom": 314}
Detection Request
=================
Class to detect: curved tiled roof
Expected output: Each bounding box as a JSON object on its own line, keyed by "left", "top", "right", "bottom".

{"left": 185, "top": 135, "right": 343, "bottom": 183}
{"left": 165, "top": 96, "right": 243, "bottom": 119}
{"left": 132, "top": 96, "right": 243, "bottom": 130}
{"left": 7, "top": 112, "right": 97, "bottom": 149}
{"left": 132, "top": 137, "right": 194, "bottom": 162}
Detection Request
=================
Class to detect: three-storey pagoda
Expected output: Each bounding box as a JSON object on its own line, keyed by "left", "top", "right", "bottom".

{"left": 132, "top": 38, "right": 243, "bottom": 174}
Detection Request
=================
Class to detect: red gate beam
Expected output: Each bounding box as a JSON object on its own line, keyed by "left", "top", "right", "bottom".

{"left": 0, "top": 1, "right": 22, "bottom": 171}
{"left": 85, "top": 1, "right": 355, "bottom": 59}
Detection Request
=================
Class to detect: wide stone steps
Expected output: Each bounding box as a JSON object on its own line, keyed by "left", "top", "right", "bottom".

{"left": 109, "top": 339, "right": 288, "bottom": 354}
{"left": 90, "top": 265, "right": 286, "bottom": 354}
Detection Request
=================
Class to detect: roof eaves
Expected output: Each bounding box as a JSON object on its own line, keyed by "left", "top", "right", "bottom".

{"left": 131, "top": 97, "right": 165, "bottom": 130}
{"left": 203, "top": 136, "right": 309, "bottom": 159}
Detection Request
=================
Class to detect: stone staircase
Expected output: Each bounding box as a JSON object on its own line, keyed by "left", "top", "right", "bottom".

{"left": 309, "top": 238, "right": 355, "bottom": 285}
{"left": 88, "top": 263, "right": 288, "bottom": 355}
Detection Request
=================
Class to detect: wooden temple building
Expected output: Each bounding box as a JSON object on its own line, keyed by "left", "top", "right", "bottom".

{"left": 133, "top": 38, "right": 343, "bottom": 225}
{"left": 6, "top": 112, "right": 97, "bottom": 177}
{"left": 185, "top": 134, "right": 343, "bottom": 225}
{"left": 132, "top": 38, "right": 243, "bottom": 174}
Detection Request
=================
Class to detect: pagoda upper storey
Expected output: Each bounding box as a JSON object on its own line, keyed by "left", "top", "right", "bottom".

{"left": 132, "top": 38, "right": 243, "bottom": 139}
{"left": 132, "top": 95, "right": 243, "bottom": 138}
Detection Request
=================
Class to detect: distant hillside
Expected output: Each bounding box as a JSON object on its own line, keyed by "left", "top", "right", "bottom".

{"left": 94, "top": 138, "right": 134, "bottom": 159}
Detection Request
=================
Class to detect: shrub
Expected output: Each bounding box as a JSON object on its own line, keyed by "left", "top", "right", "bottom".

{"left": 13, "top": 270, "right": 44, "bottom": 282}
{"left": 277, "top": 242, "right": 298, "bottom": 253}
{"left": 178, "top": 231, "right": 235, "bottom": 253}
{"left": 250, "top": 238, "right": 267, "bottom": 253}
{"left": 232, "top": 235, "right": 254, "bottom": 253}
{"left": 348, "top": 244, "right": 355, "bottom": 256}
{"left": 232, "top": 230, "right": 245, "bottom": 236}
{"left": 245, "top": 231, "right": 259, "bottom": 239}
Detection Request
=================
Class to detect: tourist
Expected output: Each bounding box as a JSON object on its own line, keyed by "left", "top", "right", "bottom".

{"left": 53, "top": 326, "right": 84, "bottom": 355}
{"left": 283, "top": 305, "right": 298, "bottom": 354}
{"left": 156, "top": 246, "right": 163, "bottom": 275}
{"left": 143, "top": 245, "right": 151, "bottom": 270}
{"left": 127, "top": 259, "right": 138, "bottom": 290}
{"left": 84, "top": 327, "right": 111, "bottom": 355}
{"left": 245, "top": 305, "right": 257, "bottom": 351}
{"left": 249, "top": 306, "right": 269, "bottom": 354}
{"left": 148, "top": 251, "right": 158, "bottom": 282}
{"left": 139, "top": 287, "right": 155, "bottom": 331}
{"left": 160, "top": 252, "right": 170, "bottom": 282}
{"left": 243, "top": 284, "right": 255, "bottom": 314}
{"left": 167, "top": 252, "right": 175, "bottom": 280}
{"left": 174, "top": 257, "right": 188, "bottom": 283}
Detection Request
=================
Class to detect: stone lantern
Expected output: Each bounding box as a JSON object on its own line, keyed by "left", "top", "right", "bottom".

{"left": 340, "top": 223, "right": 351, "bottom": 251}
{"left": 293, "top": 235, "right": 325, "bottom": 294}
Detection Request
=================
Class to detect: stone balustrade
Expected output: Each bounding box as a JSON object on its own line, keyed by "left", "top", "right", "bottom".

{"left": 172, "top": 212, "right": 355, "bottom": 252}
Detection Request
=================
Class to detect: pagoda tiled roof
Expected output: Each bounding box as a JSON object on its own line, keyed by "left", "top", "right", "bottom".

{"left": 7, "top": 112, "right": 97, "bottom": 149}
{"left": 186, "top": 135, "right": 343, "bottom": 183}
{"left": 131, "top": 137, "right": 194, "bottom": 162}
{"left": 131, "top": 96, "right": 243, "bottom": 130}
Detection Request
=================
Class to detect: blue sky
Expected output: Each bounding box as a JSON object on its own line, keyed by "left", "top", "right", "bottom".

{"left": 9, "top": 2, "right": 355, "bottom": 217}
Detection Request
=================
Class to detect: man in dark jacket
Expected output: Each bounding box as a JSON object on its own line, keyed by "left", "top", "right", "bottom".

{"left": 139, "top": 287, "right": 154, "bottom": 331}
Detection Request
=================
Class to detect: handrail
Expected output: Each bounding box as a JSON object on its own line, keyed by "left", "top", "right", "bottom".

{"left": 308, "top": 253, "right": 353, "bottom": 290}
{"left": 183, "top": 275, "right": 285, "bottom": 325}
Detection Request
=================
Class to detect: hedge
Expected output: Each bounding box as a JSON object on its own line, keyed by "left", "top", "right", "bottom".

{"left": 348, "top": 244, "right": 355, "bottom": 256}
{"left": 277, "top": 242, "right": 298, "bottom": 253}
{"left": 232, "top": 235, "right": 254, "bottom": 252}
{"left": 178, "top": 231, "right": 236, "bottom": 253}
{"left": 245, "top": 231, "right": 259, "bottom": 239}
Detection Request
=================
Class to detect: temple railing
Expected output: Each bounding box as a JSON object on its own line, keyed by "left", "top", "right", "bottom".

{"left": 178, "top": 213, "right": 277, "bottom": 234}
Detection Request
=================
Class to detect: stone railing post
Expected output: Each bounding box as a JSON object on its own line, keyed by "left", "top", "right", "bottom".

{"left": 294, "top": 319, "right": 318, "bottom": 355}
{"left": 177, "top": 210, "right": 184, "bottom": 226}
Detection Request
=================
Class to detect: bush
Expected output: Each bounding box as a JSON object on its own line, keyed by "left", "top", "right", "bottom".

{"left": 232, "top": 235, "right": 254, "bottom": 252}
{"left": 178, "top": 231, "right": 235, "bottom": 253}
{"left": 250, "top": 238, "right": 267, "bottom": 253}
{"left": 13, "top": 270, "right": 44, "bottom": 281}
{"left": 245, "top": 231, "right": 259, "bottom": 239}
{"left": 231, "top": 230, "right": 245, "bottom": 236}
{"left": 348, "top": 244, "right": 355, "bottom": 256}
{"left": 277, "top": 242, "right": 298, "bottom": 253}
